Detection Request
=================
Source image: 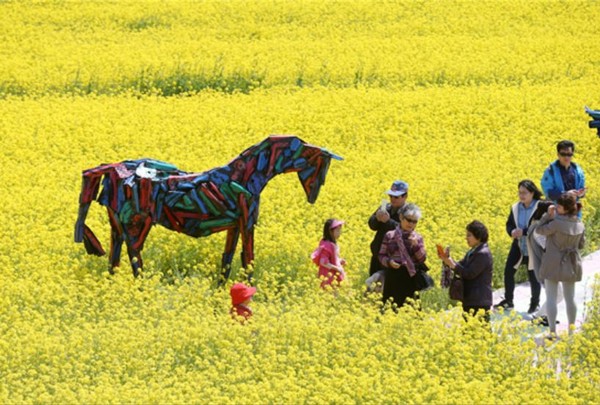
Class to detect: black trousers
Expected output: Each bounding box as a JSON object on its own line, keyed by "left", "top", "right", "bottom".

{"left": 369, "top": 255, "right": 380, "bottom": 276}
{"left": 503, "top": 256, "right": 541, "bottom": 307}
{"left": 382, "top": 266, "right": 416, "bottom": 309}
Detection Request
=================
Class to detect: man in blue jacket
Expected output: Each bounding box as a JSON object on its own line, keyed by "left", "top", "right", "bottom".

{"left": 541, "top": 140, "right": 586, "bottom": 216}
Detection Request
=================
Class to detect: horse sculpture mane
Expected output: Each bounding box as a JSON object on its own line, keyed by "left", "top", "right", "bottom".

{"left": 75, "top": 135, "right": 342, "bottom": 280}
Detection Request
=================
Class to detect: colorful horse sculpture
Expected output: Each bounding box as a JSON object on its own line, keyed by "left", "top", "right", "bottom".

{"left": 74, "top": 135, "right": 342, "bottom": 279}
{"left": 586, "top": 106, "right": 600, "bottom": 137}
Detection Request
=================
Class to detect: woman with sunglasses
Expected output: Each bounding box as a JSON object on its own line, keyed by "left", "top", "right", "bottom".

{"left": 378, "top": 203, "right": 427, "bottom": 309}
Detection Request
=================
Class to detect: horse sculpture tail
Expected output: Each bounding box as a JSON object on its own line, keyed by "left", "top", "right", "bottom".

{"left": 74, "top": 164, "right": 117, "bottom": 256}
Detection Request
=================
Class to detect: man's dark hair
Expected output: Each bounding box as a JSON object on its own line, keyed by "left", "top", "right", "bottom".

{"left": 466, "top": 220, "right": 489, "bottom": 244}
{"left": 557, "top": 140, "right": 575, "bottom": 153}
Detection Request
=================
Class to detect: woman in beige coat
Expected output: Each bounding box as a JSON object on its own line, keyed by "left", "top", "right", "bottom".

{"left": 535, "top": 193, "right": 585, "bottom": 337}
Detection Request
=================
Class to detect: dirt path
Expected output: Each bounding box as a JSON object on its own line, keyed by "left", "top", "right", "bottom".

{"left": 492, "top": 250, "right": 600, "bottom": 333}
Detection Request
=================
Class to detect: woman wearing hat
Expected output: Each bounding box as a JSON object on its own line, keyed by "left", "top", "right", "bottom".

{"left": 311, "top": 218, "right": 346, "bottom": 288}
{"left": 230, "top": 283, "right": 257, "bottom": 322}
{"left": 368, "top": 180, "right": 409, "bottom": 276}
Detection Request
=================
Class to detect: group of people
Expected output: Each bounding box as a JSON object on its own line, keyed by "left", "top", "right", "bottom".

{"left": 309, "top": 140, "right": 586, "bottom": 338}
{"left": 362, "top": 179, "right": 495, "bottom": 318}
{"left": 494, "top": 140, "right": 586, "bottom": 337}
{"left": 233, "top": 140, "right": 587, "bottom": 338}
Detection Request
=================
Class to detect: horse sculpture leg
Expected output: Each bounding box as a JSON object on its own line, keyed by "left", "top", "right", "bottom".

{"left": 125, "top": 245, "right": 143, "bottom": 277}
{"left": 107, "top": 208, "right": 124, "bottom": 274}
{"left": 221, "top": 227, "right": 240, "bottom": 283}
{"left": 108, "top": 226, "right": 124, "bottom": 274}
{"left": 123, "top": 214, "right": 153, "bottom": 277}
{"left": 240, "top": 227, "right": 255, "bottom": 283}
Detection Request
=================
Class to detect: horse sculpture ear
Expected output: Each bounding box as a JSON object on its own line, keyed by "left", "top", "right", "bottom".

{"left": 297, "top": 148, "right": 343, "bottom": 204}
{"left": 325, "top": 150, "right": 344, "bottom": 161}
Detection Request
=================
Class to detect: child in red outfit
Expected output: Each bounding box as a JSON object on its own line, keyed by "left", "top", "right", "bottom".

{"left": 311, "top": 219, "right": 346, "bottom": 288}
{"left": 230, "top": 283, "right": 256, "bottom": 322}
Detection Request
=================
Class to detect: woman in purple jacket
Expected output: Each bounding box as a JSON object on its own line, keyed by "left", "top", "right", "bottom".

{"left": 438, "top": 221, "right": 493, "bottom": 320}
{"left": 378, "top": 203, "right": 427, "bottom": 309}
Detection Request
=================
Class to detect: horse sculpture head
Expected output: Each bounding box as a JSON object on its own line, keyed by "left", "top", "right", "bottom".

{"left": 231, "top": 135, "right": 342, "bottom": 204}
{"left": 292, "top": 140, "right": 343, "bottom": 204}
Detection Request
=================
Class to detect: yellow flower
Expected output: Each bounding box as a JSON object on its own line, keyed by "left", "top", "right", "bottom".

{"left": 1, "top": 1, "right": 600, "bottom": 403}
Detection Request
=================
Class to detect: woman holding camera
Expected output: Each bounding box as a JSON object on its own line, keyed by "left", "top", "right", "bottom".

{"left": 438, "top": 221, "right": 493, "bottom": 320}
{"left": 535, "top": 192, "right": 585, "bottom": 337}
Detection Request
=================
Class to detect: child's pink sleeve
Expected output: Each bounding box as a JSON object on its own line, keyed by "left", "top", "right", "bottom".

{"left": 312, "top": 241, "right": 335, "bottom": 266}
{"left": 320, "top": 242, "right": 336, "bottom": 266}
{"left": 311, "top": 244, "right": 324, "bottom": 265}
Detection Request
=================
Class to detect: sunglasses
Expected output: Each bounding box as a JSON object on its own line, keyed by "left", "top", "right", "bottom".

{"left": 559, "top": 152, "right": 573, "bottom": 157}
{"left": 403, "top": 217, "right": 418, "bottom": 224}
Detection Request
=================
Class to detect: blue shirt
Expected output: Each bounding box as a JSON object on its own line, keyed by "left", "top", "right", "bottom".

{"left": 518, "top": 201, "right": 536, "bottom": 255}
{"left": 553, "top": 164, "right": 577, "bottom": 200}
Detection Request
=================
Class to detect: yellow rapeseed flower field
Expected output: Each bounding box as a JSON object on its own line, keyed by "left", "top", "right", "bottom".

{"left": 1, "top": 0, "right": 600, "bottom": 403}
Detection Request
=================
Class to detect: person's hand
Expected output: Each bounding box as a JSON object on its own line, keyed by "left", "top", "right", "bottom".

{"left": 389, "top": 260, "right": 400, "bottom": 269}
{"left": 436, "top": 244, "right": 448, "bottom": 260}
{"left": 567, "top": 188, "right": 586, "bottom": 198}
{"left": 441, "top": 256, "right": 452, "bottom": 268}
{"left": 442, "top": 256, "right": 456, "bottom": 270}
{"left": 511, "top": 228, "right": 523, "bottom": 239}
{"left": 376, "top": 209, "right": 390, "bottom": 223}
{"left": 548, "top": 205, "right": 556, "bottom": 218}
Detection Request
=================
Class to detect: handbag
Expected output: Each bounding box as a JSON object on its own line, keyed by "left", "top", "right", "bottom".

{"left": 448, "top": 273, "right": 464, "bottom": 301}
{"left": 414, "top": 262, "right": 434, "bottom": 291}
{"left": 414, "top": 270, "right": 434, "bottom": 291}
